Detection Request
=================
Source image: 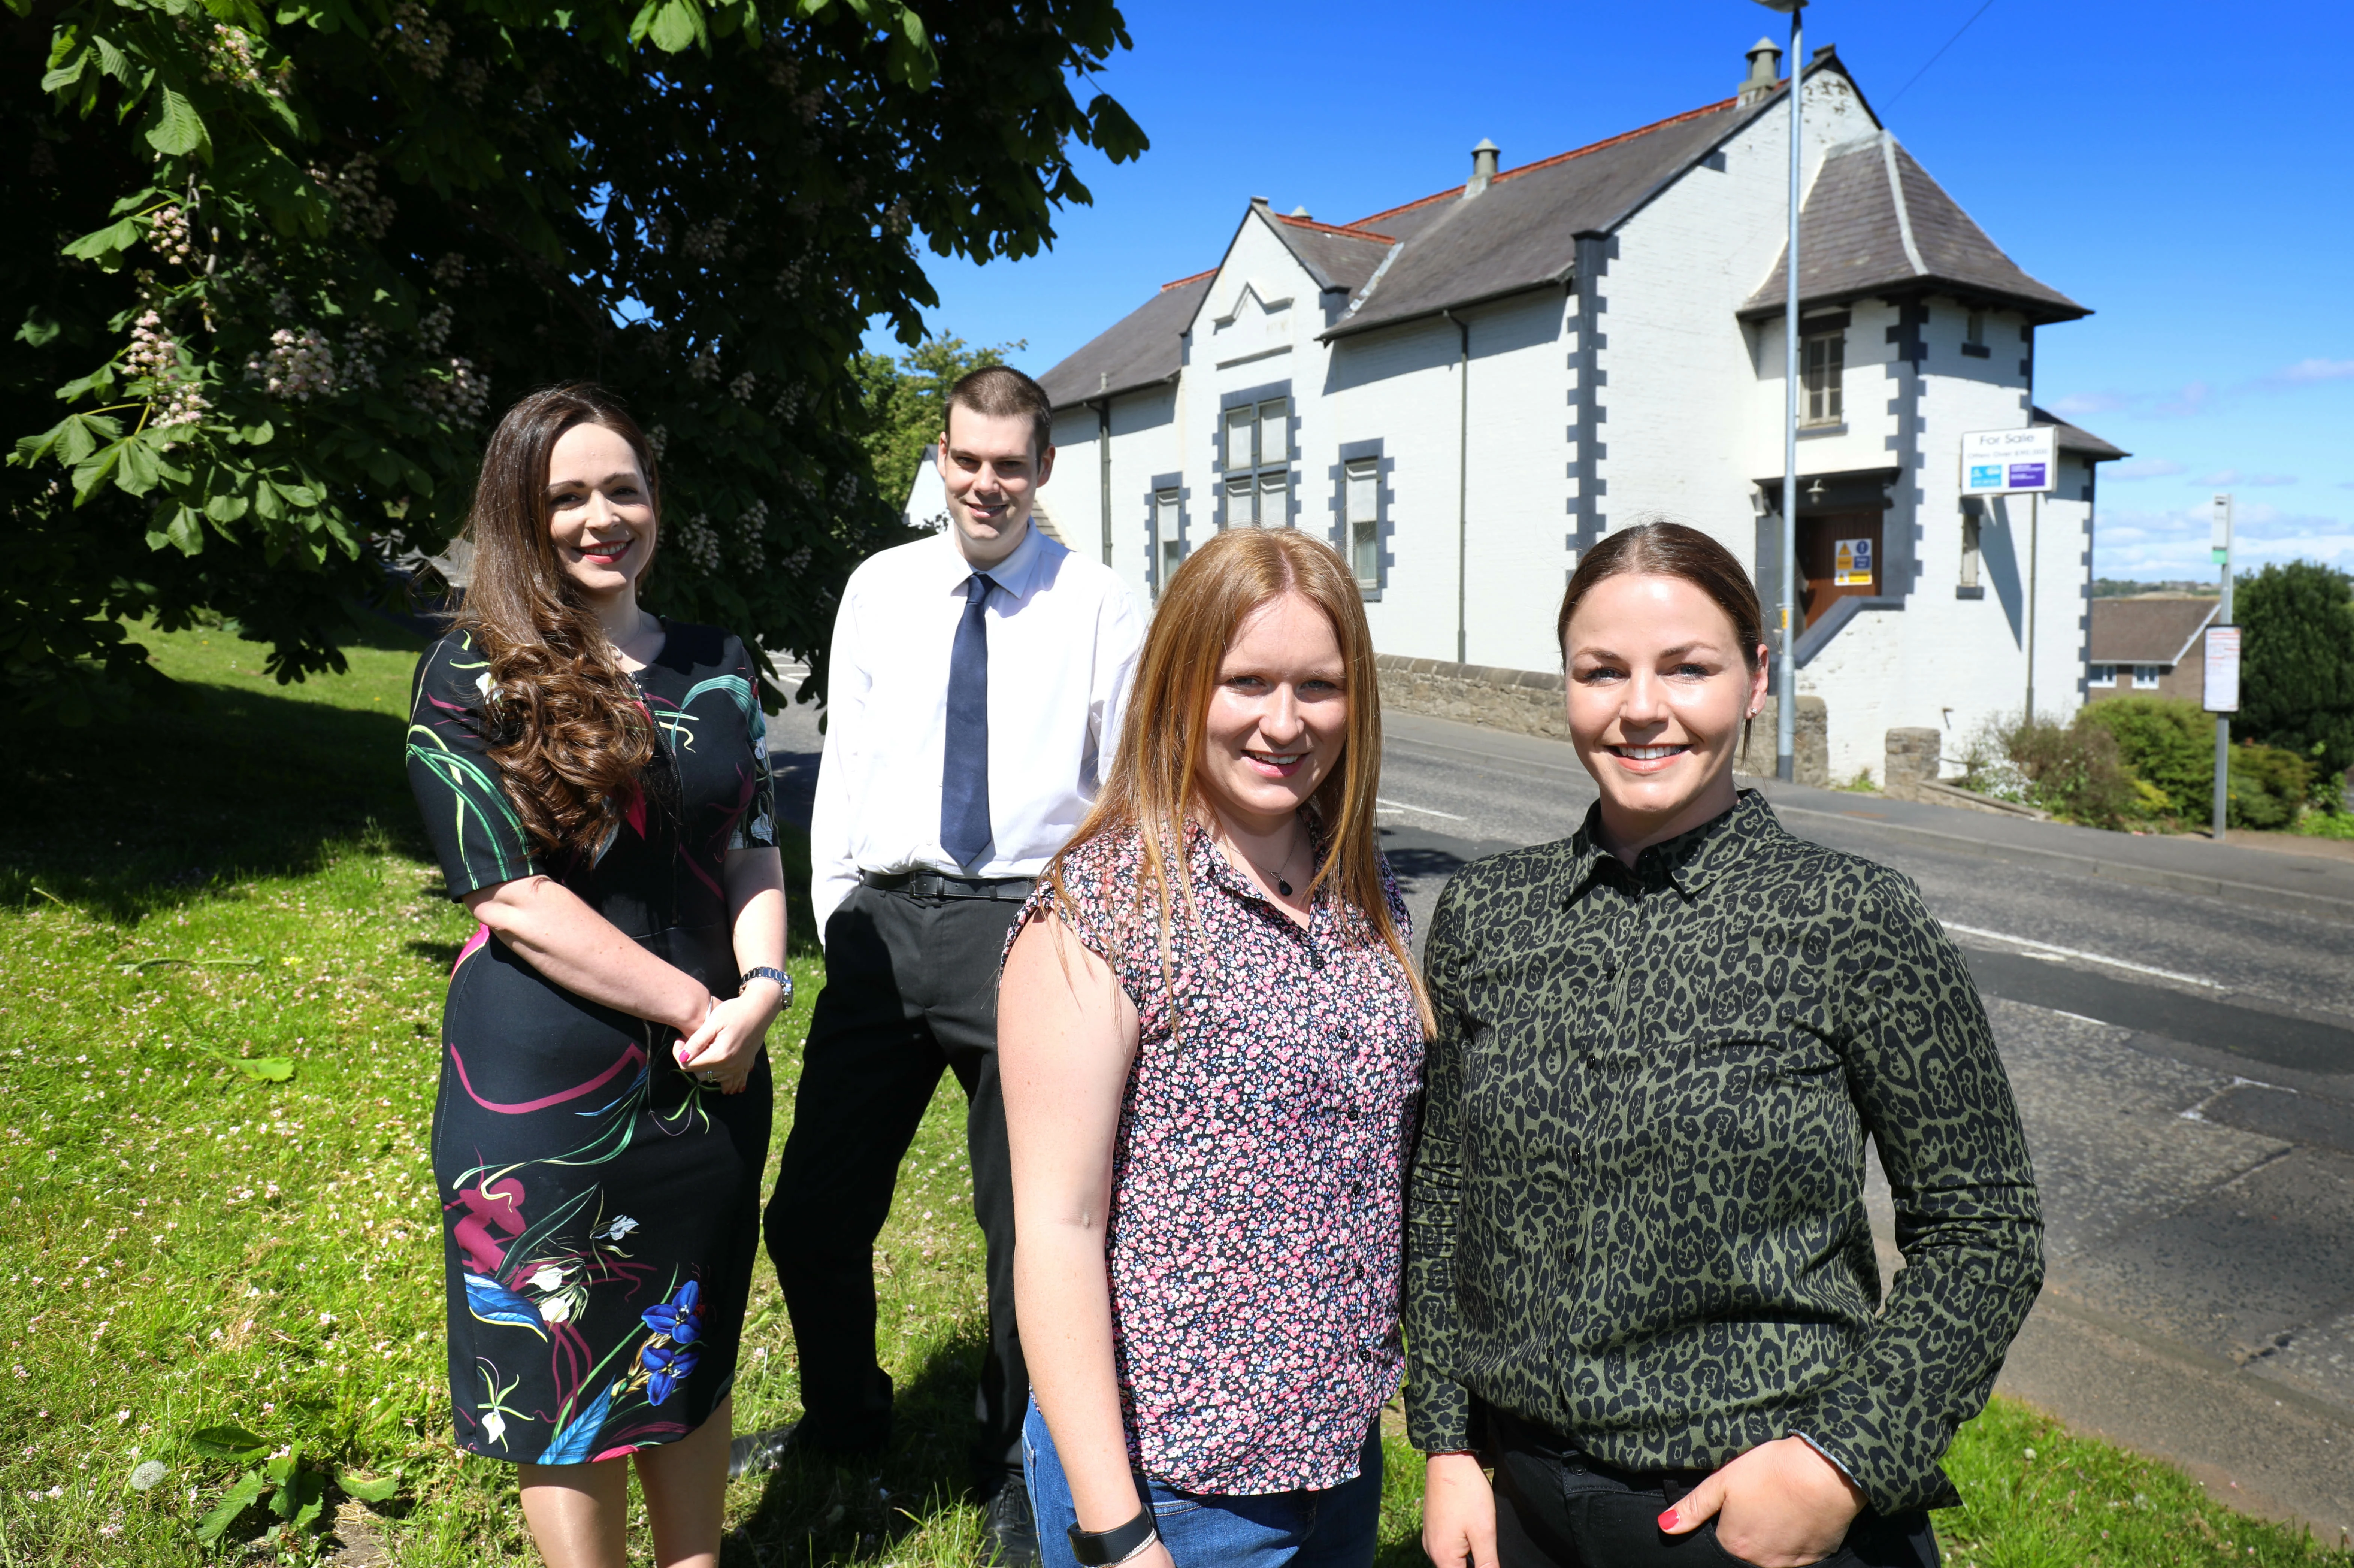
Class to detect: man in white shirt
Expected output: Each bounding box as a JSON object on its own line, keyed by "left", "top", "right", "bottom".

{"left": 741, "top": 367, "right": 1143, "bottom": 1564}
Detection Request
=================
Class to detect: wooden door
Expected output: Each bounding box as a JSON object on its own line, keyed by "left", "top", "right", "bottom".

{"left": 1798, "top": 510, "right": 1884, "bottom": 628}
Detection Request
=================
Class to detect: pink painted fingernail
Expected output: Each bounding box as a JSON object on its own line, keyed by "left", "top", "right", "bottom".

{"left": 1657, "top": 1510, "right": 1677, "bottom": 1530}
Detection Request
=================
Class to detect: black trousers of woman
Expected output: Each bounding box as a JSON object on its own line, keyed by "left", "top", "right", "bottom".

{"left": 1485, "top": 1408, "right": 1939, "bottom": 1568}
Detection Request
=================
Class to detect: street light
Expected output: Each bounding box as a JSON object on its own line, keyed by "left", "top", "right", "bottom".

{"left": 1754, "top": 0, "right": 1804, "bottom": 782}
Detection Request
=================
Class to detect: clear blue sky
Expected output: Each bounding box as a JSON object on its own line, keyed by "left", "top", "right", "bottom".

{"left": 869, "top": 0, "right": 2353, "bottom": 583}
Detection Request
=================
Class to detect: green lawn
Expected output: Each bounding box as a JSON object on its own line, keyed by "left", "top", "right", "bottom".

{"left": 2, "top": 619, "right": 2348, "bottom": 1567}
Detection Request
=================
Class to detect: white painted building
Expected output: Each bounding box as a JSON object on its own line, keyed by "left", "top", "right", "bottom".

{"left": 1033, "top": 40, "right": 2125, "bottom": 782}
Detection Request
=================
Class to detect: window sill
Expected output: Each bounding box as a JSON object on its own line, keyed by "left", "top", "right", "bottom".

{"left": 1961, "top": 343, "right": 1992, "bottom": 359}
{"left": 1357, "top": 585, "right": 1384, "bottom": 602}
{"left": 1955, "top": 584, "right": 1985, "bottom": 600}
{"left": 1797, "top": 421, "right": 1847, "bottom": 437}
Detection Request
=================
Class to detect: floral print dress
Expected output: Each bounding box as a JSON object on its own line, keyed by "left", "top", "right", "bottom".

{"left": 405, "top": 620, "right": 776, "bottom": 1463}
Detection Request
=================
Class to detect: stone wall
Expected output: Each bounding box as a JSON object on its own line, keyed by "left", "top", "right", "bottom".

{"left": 1376, "top": 653, "right": 1828, "bottom": 787}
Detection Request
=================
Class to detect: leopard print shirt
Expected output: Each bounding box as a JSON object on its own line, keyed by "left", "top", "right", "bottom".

{"left": 1404, "top": 791, "right": 2042, "bottom": 1514}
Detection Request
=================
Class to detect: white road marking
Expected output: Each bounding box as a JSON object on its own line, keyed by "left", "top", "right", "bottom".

{"left": 1939, "top": 920, "right": 2228, "bottom": 990}
{"left": 1377, "top": 798, "right": 1468, "bottom": 821}
{"left": 2051, "top": 1009, "right": 2112, "bottom": 1027}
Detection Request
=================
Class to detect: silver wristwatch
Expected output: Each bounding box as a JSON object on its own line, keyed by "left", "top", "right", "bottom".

{"left": 739, "top": 965, "right": 793, "bottom": 1007}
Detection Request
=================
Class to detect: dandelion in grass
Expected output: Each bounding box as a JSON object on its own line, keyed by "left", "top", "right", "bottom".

{"left": 128, "top": 1460, "right": 167, "bottom": 1491}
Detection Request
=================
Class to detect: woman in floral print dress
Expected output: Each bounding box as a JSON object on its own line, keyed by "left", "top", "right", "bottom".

{"left": 1000, "top": 528, "right": 1433, "bottom": 1568}
{"left": 406, "top": 385, "right": 786, "bottom": 1568}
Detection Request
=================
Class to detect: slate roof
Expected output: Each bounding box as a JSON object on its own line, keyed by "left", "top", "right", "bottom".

{"left": 2088, "top": 597, "right": 2218, "bottom": 665}
{"left": 1267, "top": 213, "right": 1396, "bottom": 297}
{"left": 1035, "top": 271, "right": 1214, "bottom": 409}
{"left": 2033, "top": 406, "right": 2128, "bottom": 462}
{"left": 1324, "top": 94, "right": 1778, "bottom": 339}
{"left": 1740, "top": 133, "right": 2087, "bottom": 323}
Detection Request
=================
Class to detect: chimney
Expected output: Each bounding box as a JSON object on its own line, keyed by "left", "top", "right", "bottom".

{"left": 1738, "top": 37, "right": 1782, "bottom": 106}
{"left": 1466, "top": 138, "right": 1500, "bottom": 197}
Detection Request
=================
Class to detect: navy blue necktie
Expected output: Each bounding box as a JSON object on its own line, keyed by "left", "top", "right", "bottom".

{"left": 941, "top": 572, "right": 996, "bottom": 867}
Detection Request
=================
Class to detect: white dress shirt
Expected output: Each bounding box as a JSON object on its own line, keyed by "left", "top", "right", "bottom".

{"left": 808, "top": 521, "right": 1145, "bottom": 941}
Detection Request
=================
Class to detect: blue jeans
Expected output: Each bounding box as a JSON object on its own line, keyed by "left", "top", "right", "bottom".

{"left": 1022, "top": 1398, "right": 1383, "bottom": 1568}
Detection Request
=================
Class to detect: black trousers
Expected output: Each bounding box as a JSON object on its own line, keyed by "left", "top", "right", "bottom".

{"left": 1486, "top": 1408, "right": 1939, "bottom": 1568}
{"left": 765, "top": 881, "right": 1028, "bottom": 1492}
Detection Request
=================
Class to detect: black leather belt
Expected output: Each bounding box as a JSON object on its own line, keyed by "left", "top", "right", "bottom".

{"left": 861, "top": 868, "right": 1035, "bottom": 902}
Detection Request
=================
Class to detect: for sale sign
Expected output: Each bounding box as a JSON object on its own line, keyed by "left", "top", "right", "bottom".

{"left": 1961, "top": 427, "right": 2058, "bottom": 496}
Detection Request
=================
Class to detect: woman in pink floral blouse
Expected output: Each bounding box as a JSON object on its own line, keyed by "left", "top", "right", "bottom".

{"left": 1000, "top": 528, "right": 1433, "bottom": 1568}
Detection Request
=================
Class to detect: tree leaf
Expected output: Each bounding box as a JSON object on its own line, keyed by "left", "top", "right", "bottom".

{"left": 146, "top": 84, "right": 212, "bottom": 160}
{"left": 62, "top": 217, "right": 141, "bottom": 268}
{"left": 165, "top": 504, "right": 206, "bottom": 555}
{"left": 194, "top": 1469, "right": 270, "bottom": 1542}
{"left": 646, "top": 0, "right": 704, "bottom": 52}
{"left": 70, "top": 443, "right": 126, "bottom": 505}
{"left": 236, "top": 420, "right": 274, "bottom": 446}
{"left": 92, "top": 32, "right": 128, "bottom": 82}
{"left": 187, "top": 1423, "right": 270, "bottom": 1461}
{"left": 40, "top": 47, "right": 88, "bottom": 94}
{"left": 114, "top": 435, "right": 164, "bottom": 497}
{"left": 204, "top": 491, "right": 250, "bottom": 524}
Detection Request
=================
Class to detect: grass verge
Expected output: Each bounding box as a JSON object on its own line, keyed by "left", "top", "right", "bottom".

{"left": 3, "top": 620, "right": 2348, "bottom": 1566}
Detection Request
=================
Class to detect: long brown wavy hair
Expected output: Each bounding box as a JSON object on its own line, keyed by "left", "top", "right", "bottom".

{"left": 455, "top": 384, "right": 662, "bottom": 865}
{"left": 1044, "top": 527, "right": 1434, "bottom": 1038}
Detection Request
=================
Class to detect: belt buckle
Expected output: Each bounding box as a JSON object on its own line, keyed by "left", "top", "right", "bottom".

{"left": 908, "top": 873, "right": 943, "bottom": 899}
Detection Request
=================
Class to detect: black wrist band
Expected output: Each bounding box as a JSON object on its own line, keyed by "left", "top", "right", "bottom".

{"left": 1066, "top": 1499, "right": 1155, "bottom": 1566}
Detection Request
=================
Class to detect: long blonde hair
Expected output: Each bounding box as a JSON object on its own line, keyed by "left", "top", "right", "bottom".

{"left": 1045, "top": 528, "right": 1434, "bottom": 1038}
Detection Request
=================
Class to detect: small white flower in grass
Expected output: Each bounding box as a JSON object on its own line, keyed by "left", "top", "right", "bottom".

{"left": 318, "top": 1311, "right": 335, "bottom": 1326}
{"left": 115, "top": 1409, "right": 130, "bottom": 1423}
{"left": 129, "top": 1460, "right": 167, "bottom": 1491}
{"left": 45, "top": 1485, "right": 62, "bottom": 1500}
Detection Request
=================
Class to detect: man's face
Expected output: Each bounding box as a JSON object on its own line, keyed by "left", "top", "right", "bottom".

{"left": 938, "top": 404, "right": 1054, "bottom": 569}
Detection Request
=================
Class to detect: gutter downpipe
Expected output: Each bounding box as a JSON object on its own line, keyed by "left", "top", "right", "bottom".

{"left": 1443, "top": 308, "right": 1469, "bottom": 664}
{"left": 1092, "top": 391, "right": 1113, "bottom": 567}
{"left": 1776, "top": 4, "right": 1804, "bottom": 782}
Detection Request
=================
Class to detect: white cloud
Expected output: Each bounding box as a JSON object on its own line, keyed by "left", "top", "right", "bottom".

{"left": 2109, "top": 457, "right": 2186, "bottom": 480}
{"left": 2095, "top": 501, "right": 2351, "bottom": 578}
{"left": 2193, "top": 469, "right": 2298, "bottom": 487}
{"left": 2274, "top": 358, "right": 2354, "bottom": 385}
{"left": 2048, "top": 391, "right": 2128, "bottom": 417}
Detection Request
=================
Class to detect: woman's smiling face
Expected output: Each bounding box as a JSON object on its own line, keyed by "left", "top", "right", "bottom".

{"left": 1563, "top": 571, "right": 1770, "bottom": 857}
{"left": 1196, "top": 590, "right": 1349, "bottom": 838}
{"left": 544, "top": 420, "right": 656, "bottom": 603}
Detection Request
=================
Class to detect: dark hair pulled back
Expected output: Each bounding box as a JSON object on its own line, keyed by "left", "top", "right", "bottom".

{"left": 1556, "top": 519, "right": 1769, "bottom": 754}
{"left": 455, "top": 383, "right": 663, "bottom": 865}
{"left": 1555, "top": 518, "right": 1766, "bottom": 668}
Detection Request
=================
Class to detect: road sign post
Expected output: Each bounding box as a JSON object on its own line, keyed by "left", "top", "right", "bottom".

{"left": 1960, "top": 426, "right": 2058, "bottom": 718}
{"left": 2206, "top": 494, "right": 2236, "bottom": 840}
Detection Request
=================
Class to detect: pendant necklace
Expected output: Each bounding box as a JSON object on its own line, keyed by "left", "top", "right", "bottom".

{"left": 1241, "top": 835, "right": 1305, "bottom": 899}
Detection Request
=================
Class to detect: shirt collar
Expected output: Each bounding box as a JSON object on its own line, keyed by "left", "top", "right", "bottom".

{"left": 934, "top": 516, "right": 1061, "bottom": 603}
{"left": 1563, "top": 789, "right": 1774, "bottom": 901}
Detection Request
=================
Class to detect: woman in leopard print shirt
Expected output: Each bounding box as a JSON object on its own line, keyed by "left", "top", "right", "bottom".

{"left": 1412, "top": 523, "right": 2041, "bottom": 1568}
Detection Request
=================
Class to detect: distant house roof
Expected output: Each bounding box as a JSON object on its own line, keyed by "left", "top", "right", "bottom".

{"left": 2088, "top": 597, "right": 2219, "bottom": 665}
{"left": 1739, "top": 133, "right": 2087, "bottom": 323}
{"left": 1035, "top": 271, "right": 1216, "bottom": 409}
{"left": 2034, "top": 406, "right": 2129, "bottom": 462}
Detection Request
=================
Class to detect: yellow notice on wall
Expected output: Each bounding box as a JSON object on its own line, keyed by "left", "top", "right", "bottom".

{"left": 1833, "top": 538, "right": 1874, "bottom": 587}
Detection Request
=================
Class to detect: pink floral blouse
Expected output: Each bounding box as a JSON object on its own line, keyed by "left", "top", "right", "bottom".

{"left": 1012, "top": 815, "right": 1427, "bottom": 1495}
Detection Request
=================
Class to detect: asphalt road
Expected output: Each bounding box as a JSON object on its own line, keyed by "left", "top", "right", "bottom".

{"left": 767, "top": 690, "right": 2354, "bottom": 1536}
{"left": 1374, "top": 709, "right": 2354, "bottom": 1540}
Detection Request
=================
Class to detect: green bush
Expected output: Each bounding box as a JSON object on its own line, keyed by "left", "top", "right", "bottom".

{"left": 2077, "top": 696, "right": 2215, "bottom": 818}
{"left": 2238, "top": 560, "right": 2354, "bottom": 780}
{"left": 2227, "top": 741, "right": 2315, "bottom": 830}
{"left": 2005, "top": 715, "right": 2142, "bottom": 827}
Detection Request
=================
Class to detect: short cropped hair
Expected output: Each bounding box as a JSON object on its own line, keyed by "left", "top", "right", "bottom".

{"left": 943, "top": 364, "right": 1055, "bottom": 461}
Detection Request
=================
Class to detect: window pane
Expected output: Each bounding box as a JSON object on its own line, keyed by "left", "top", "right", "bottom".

{"left": 1825, "top": 335, "right": 1844, "bottom": 421}
{"left": 1259, "top": 399, "right": 1288, "bottom": 465}
{"left": 1259, "top": 469, "right": 1288, "bottom": 526}
{"left": 1162, "top": 538, "right": 1185, "bottom": 582}
{"left": 1226, "top": 473, "right": 1254, "bottom": 526}
{"left": 1225, "top": 406, "right": 1255, "bottom": 471}
{"left": 1346, "top": 459, "right": 1377, "bottom": 524}
{"left": 1353, "top": 520, "right": 1379, "bottom": 585}
{"left": 1156, "top": 490, "right": 1179, "bottom": 535}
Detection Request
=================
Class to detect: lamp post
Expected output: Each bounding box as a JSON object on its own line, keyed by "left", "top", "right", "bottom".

{"left": 1754, "top": 0, "right": 1805, "bottom": 781}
